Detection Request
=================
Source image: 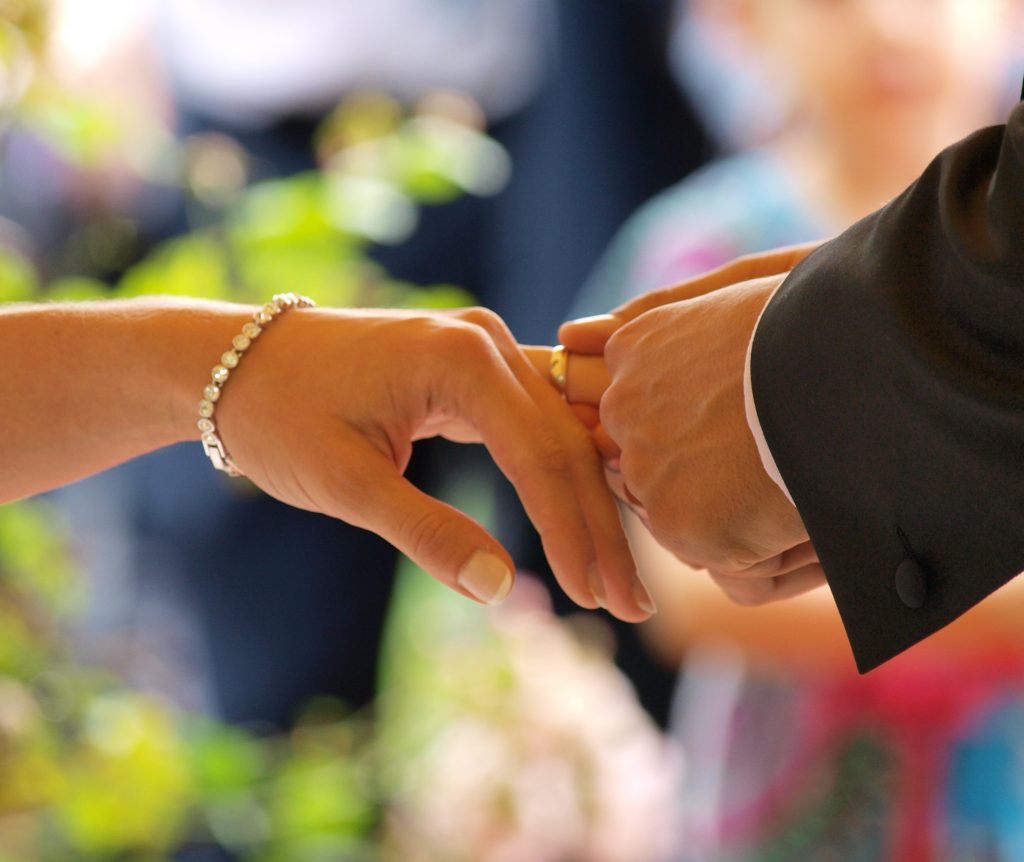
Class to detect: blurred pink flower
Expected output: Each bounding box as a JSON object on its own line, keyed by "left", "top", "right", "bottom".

{"left": 384, "top": 586, "right": 682, "bottom": 862}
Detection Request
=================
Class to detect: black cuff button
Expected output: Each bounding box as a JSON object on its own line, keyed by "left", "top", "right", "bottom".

{"left": 895, "top": 557, "right": 928, "bottom": 609}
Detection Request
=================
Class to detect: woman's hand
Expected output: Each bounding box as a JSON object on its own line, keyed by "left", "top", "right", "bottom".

{"left": 0, "top": 299, "right": 652, "bottom": 621}
{"left": 597, "top": 278, "right": 824, "bottom": 604}
{"left": 217, "top": 306, "right": 654, "bottom": 620}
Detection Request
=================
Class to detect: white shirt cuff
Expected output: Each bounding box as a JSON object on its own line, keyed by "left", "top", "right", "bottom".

{"left": 743, "top": 279, "right": 794, "bottom": 506}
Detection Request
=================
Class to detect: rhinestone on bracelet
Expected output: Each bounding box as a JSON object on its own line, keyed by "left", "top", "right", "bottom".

{"left": 198, "top": 292, "right": 316, "bottom": 476}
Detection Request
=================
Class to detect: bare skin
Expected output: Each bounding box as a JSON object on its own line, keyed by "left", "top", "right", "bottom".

{"left": 556, "top": 244, "right": 825, "bottom": 605}
{"left": 0, "top": 298, "right": 653, "bottom": 621}
{"left": 528, "top": 266, "right": 1024, "bottom": 671}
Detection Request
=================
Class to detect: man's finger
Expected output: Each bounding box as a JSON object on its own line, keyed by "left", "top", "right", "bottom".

{"left": 559, "top": 242, "right": 821, "bottom": 354}
{"left": 709, "top": 564, "right": 828, "bottom": 606}
{"left": 711, "top": 540, "right": 819, "bottom": 579}
{"left": 556, "top": 315, "right": 619, "bottom": 355}
{"left": 611, "top": 242, "right": 819, "bottom": 324}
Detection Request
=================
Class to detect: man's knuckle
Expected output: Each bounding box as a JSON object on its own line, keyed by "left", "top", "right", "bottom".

{"left": 679, "top": 510, "right": 750, "bottom": 568}
{"left": 712, "top": 551, "right": 763, "bottom": 575}
{"left": 647, "top": 505, "right": 711, "bottom": 560}
{"left": 604, "top": 329, "right": 628, "bottom": 369}
{"left": 650, "top": 529, "right": 694, "bottom": 565}
{"left": 599, "top": 383, "right": 626, "bottom": 436}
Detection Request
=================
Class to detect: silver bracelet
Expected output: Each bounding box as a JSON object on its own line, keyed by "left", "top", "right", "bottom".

{"left": 197, "top": 292, "right": 316, "bottom": 476}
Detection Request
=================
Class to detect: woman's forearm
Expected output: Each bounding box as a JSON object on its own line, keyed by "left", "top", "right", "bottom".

{"left": 0, "top": 297, "right": 253, "bottom": 503}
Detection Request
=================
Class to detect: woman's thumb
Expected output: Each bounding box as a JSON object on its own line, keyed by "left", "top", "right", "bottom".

{"left": 340, "top": 453, "right": 516, "bottom": 605}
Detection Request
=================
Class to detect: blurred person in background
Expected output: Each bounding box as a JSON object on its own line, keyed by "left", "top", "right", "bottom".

{"left": 573, "top": 0, "right": 1024, "bottom": 859}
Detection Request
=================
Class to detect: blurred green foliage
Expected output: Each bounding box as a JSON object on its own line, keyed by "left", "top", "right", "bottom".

{"left": 0, "top": 5, "right": 519, "bottom": 859}
{"left": 1, "top": 4, "right": 675, "bottom": 859}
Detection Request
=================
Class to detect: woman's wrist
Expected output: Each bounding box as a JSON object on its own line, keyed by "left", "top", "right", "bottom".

{"left": 190, "top": 293, "right": 317, "bottom": 476}
{"left": 149, "top": 298, "right": 262, "bottom": 446}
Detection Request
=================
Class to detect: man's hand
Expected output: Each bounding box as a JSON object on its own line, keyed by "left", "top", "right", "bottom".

{"left": 596, "top": 275, "right": 826, "bottom": 604}
{"left": 219, "top": 306, "right": 654, "bottom": 621}
{"left": 533, "top": 248, "right": 830, "bottom": 606}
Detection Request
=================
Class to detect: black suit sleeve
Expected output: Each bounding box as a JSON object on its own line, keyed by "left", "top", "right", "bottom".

{"left": 750, "top": 100, "right": 1024, "bottom": 673}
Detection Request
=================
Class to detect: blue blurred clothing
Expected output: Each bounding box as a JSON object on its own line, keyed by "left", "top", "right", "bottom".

{"left": 573, "top": 148, "right": 829, "bottom": 318}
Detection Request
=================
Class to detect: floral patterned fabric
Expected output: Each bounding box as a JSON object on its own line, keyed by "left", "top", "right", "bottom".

{"left": 668, "top": 646, "right": 1024, "bottom": 862}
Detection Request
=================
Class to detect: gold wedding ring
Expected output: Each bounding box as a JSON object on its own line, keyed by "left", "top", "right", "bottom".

{"left": 550, "top": 344, "right": 569, "bottom": 394}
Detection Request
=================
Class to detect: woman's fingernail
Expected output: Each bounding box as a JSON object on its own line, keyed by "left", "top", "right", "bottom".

{"left": 588, "top": 562, "right": 607, "bottom": 609}
{"left": 457, "top": 551, "right": 513, "bottom": 605}
{"left": 632, "top": 577, "right": 657, "bottom": 615}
